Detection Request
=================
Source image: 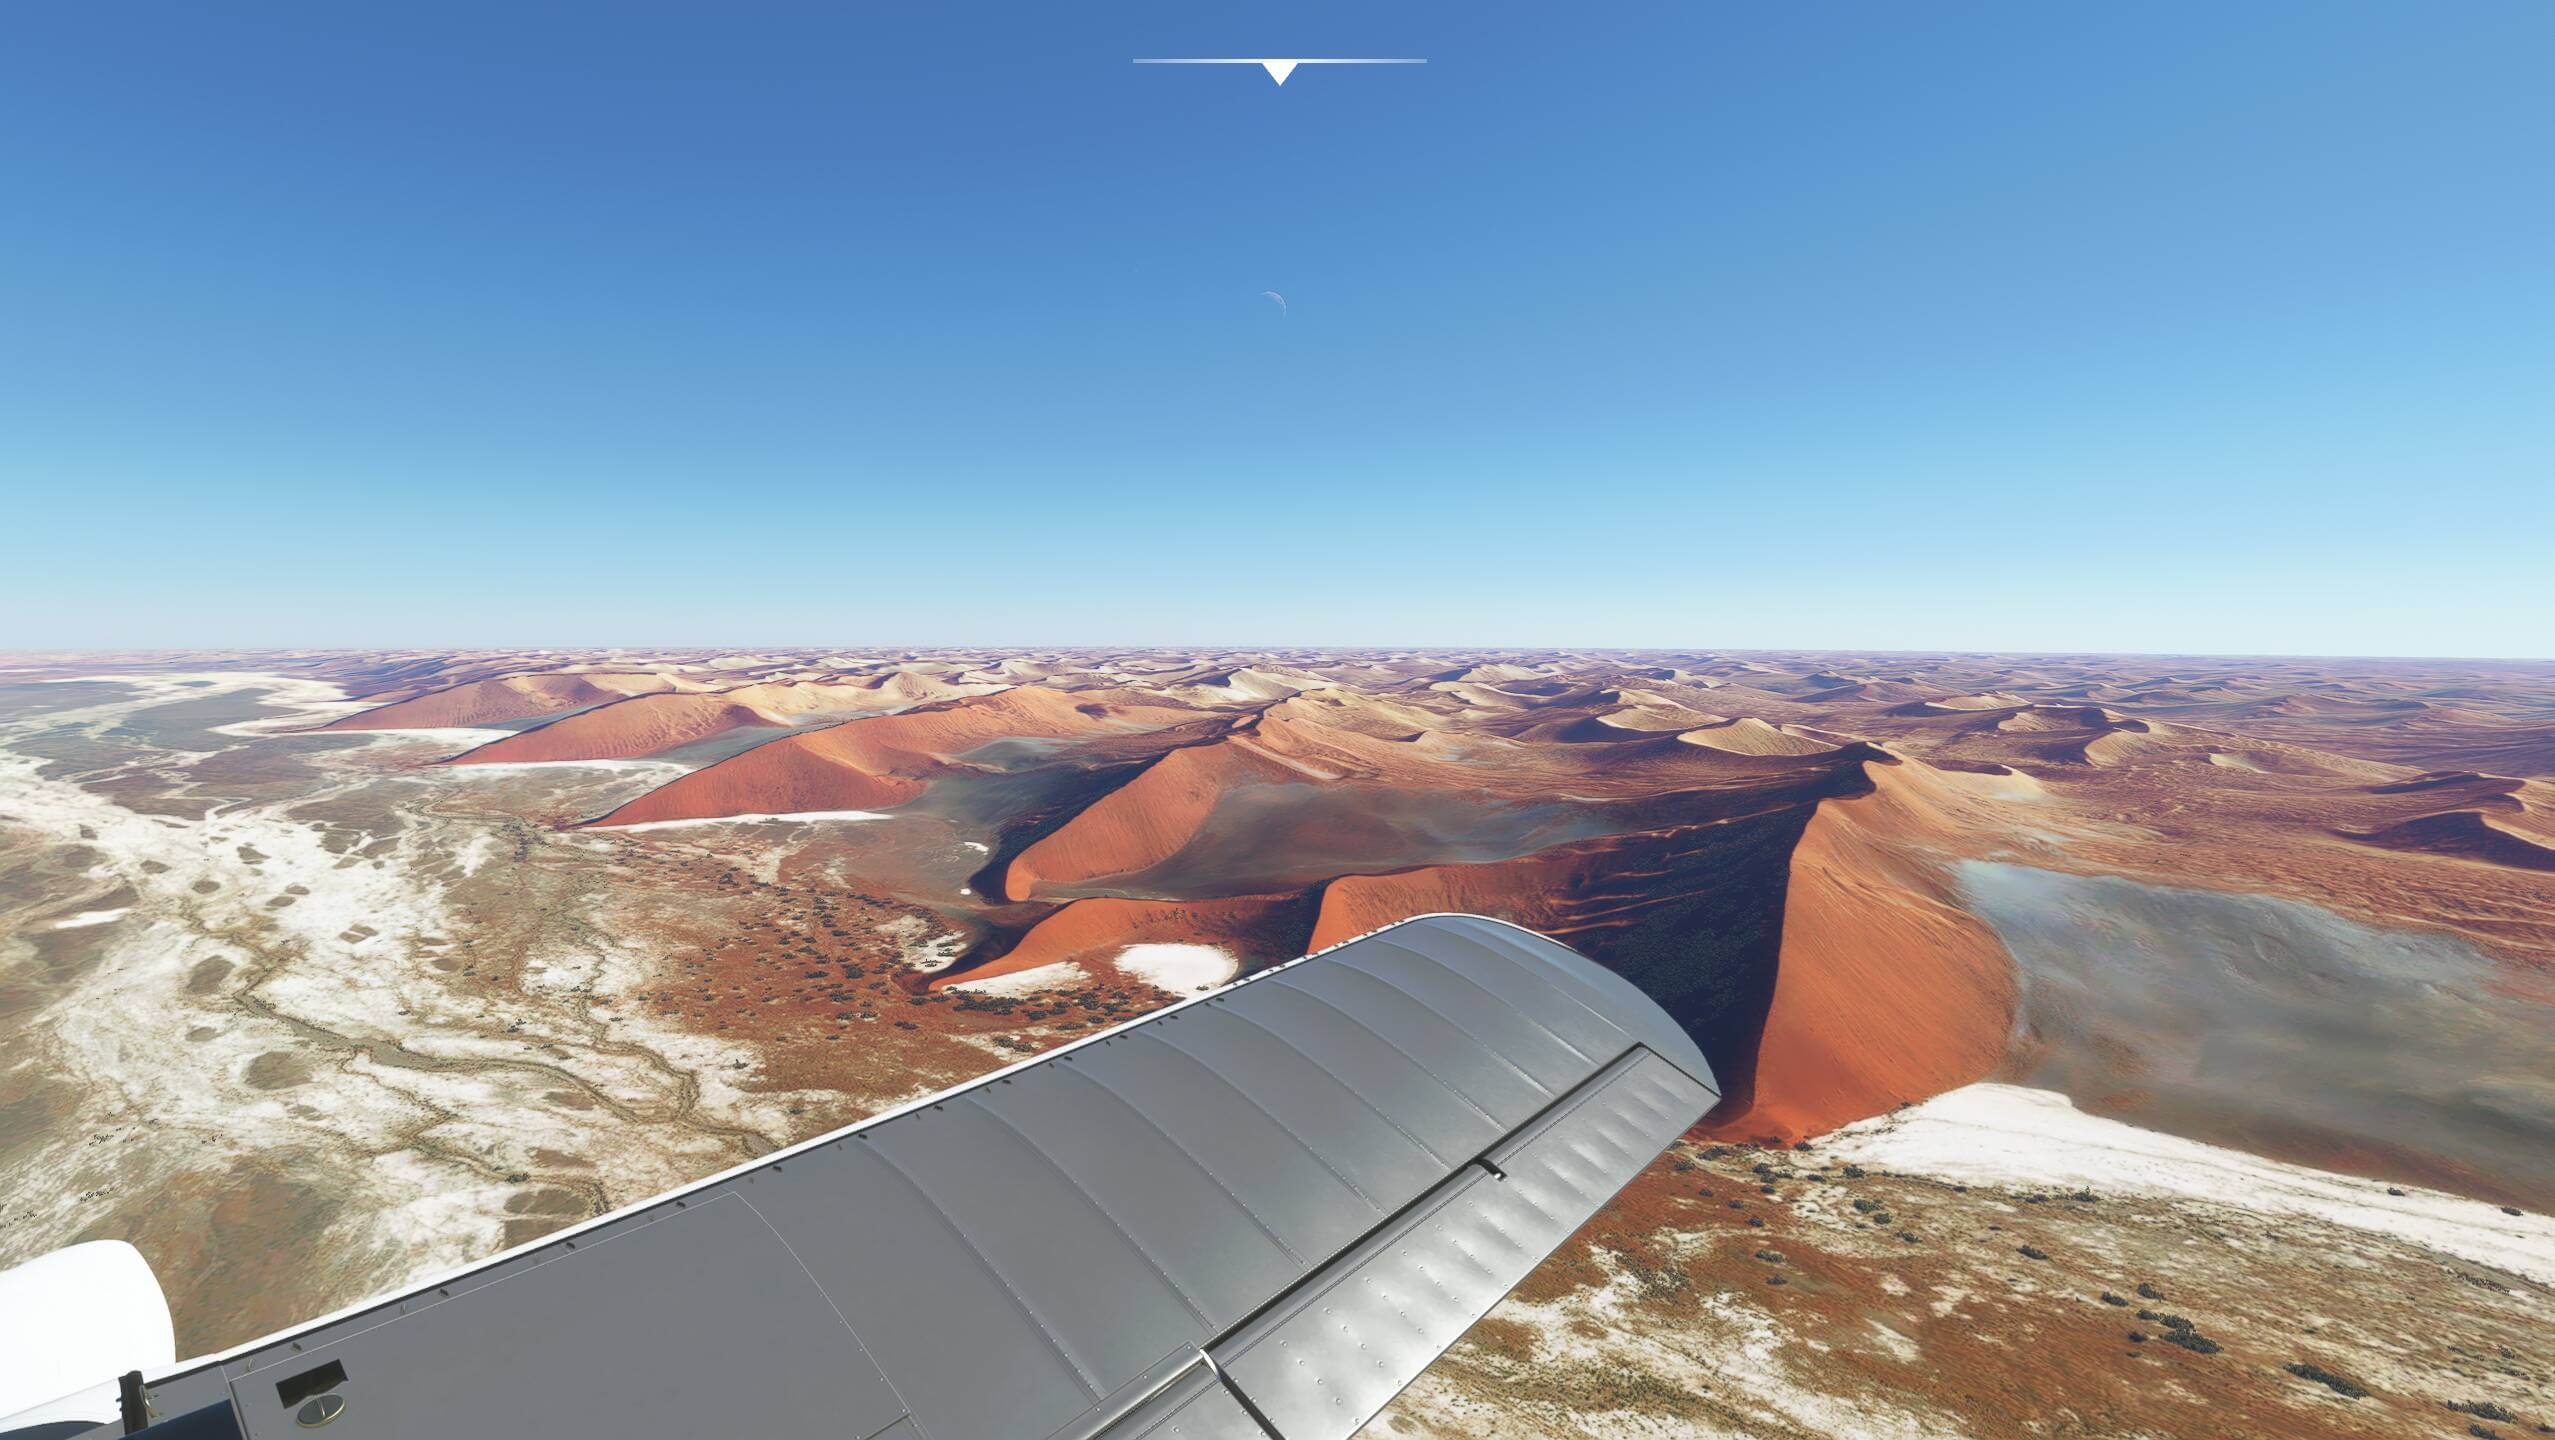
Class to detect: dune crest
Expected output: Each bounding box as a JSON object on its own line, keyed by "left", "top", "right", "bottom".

{"left": 323, "top": 672, "right": 692, "bottom": 731}
{"left": 1004, "top": 740, "right": 1297, "bottom": 897}
{"left": 587, "top": 685, "right": 1204, "bottom": 828}
{"left": 1676, "top": 717, "right": 1839, "bottom": 756}
{"left": 1730, "top": 758, "right": 2019, "bottom": 1140}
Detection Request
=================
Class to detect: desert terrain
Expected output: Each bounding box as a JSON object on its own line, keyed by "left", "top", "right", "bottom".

{"left": 0, "top": 647, "right": 2547, "bottom": 1437}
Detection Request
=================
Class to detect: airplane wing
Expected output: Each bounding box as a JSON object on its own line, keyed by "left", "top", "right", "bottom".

{"left": 30, "top": 914, "right": 1718, "bottom": 1440}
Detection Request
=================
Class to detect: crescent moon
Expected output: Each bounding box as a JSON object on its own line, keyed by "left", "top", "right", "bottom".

{"left": 1261, "top": 290, "right": 1288, "bottom": 318}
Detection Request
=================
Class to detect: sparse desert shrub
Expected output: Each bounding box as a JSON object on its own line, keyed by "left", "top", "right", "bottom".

{"left": 1842, "top": 1164, "right": 1867, "bottom": 1179}
{"left": 2136, "top": 1282, "right": 2165, "bottom": 1300}
{"left": 2448, "top": 1401, "right": 2519, "bottom": 1423}
{"left": 2284, "top": 1362, "right": 2370, "bottom": 1399}
{"left": 2161, "top": 1329, "right": 2221, "bottom": 1355}
{"left": 2503, "top": 1206, "right": 2524, "bottom": 1217}
{"left": 2100, "top": 1292, "right": 2130, "bottom": 1307}
{"left": 2018, "top": 1245, "right": 2050, "bottom": 1261}
{"left": 1754, "top": 1249, "right": 1784, "bottom": 1263}
{"left": 1747, "top": 1216, "right": 1765, "bottom": 1228}
{"left": 1618, "top": 1246, "right": 1689, "bottom": 1298}
{"left": 2142, "top": 1313, "right": 2194, "bottom": 1332}
{"left": 1852, "top": 1198, "right": 1879, "bottom": 1213}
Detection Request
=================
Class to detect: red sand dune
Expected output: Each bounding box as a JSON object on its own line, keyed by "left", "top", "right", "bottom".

{"left": 1004, "top": 740, "right": 1301, "bottom": 897}
{"left": 445, "top": 680, "right": 953, "bottom": 766}
{"left": 1006, "top": 700, "right": 1884, "bottom": 900}
{"left": 313, "top": 643, "right": 2555, "bottom": 1167}
{"left": 1735, "top": 759, "right": 2018, "bottom": 1139}
{"left": 588, "top": 685, "right": 1204, "bottom": 828}
{"left": 323, "top": 672, "right": 689, "bottom": 730}
{"left": 1307, "top": 756, "right": 2018, "bottom": 1141}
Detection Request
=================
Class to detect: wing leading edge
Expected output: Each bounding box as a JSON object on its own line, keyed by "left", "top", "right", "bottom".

{"left": 93, "top": 914, "right": 1718, "bottom": 1440}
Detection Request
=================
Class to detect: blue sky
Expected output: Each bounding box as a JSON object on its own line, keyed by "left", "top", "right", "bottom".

{"left": 2, "top": 2, "right": 2548, "bottom": 655}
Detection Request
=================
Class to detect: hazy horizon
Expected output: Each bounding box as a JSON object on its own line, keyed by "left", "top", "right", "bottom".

{"left": 10, "top": 641, "right": 2555, "bottom": 665}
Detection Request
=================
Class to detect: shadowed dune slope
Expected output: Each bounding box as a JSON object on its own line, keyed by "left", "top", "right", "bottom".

{"left": 2346, "top": 809, "right": 2555, "bottom": 871}
{"left": 446, "top": 679, "right": 976, "bottom": 765}
{"left": 1307, "top": 775, "right": 1860, "bottom": 1126}
{"left": 587, "top": 685, "right": 1206, "bottom": 827}
{"left": 1004, "top": 740, "right": 1303, "bottom": 897}
{"left": 1306, "top": 756, "right": 2019, "bottom": 1142}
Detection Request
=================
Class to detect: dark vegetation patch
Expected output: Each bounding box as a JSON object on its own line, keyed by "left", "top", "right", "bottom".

{"left": 2283, "top": 1362, "right": 2370, "bottom": 1399}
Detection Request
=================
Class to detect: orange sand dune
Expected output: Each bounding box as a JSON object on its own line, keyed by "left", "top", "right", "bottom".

{"left": 594, "top": 728, "right": 928, "bottom": 820}
{"left": 930, "top": 892, "right": 1316, "bottom": 992}
{"left": 1735, "top": 758, "right": 2019, "bottom": 1140}
{"left": 1992, "top": 704, "right": 2122, "bottom": 733}
{"left": 2370, "top": 770, "right": 2524, "bottom": 800}
{"left": 588, "top": 685, "right": 1205, "bottom": 827}
{"left": 1307, "top": 798, "right": 1827, "bottom": 1093}
{"left": 1007, "top": 701, "right": 1882, "bottom": 899}
{"left": 1531, "top": 698, "right": 1729, "bottom": 741}
{"left": 1676, "top": 717, "right": 1840, "bottom": 757}
{"left": 2072, "top": 719, "right": 2163, "bottom": 766}
{"left": 1260, "top": 688, "right": 1446, "bottom": 740}
{"left": 448, "top": 694, "right": 788, "bottom": 764}
{"left": 1155, "top": 666, "right": 1323, "bottom": 706}
{"left": 319, "top": 643, "right": 2555, "bottom": 1162}
{"left": 2346, "top": 810, "right": 2555, "bottom": 871}
{"left": 447, "top": 679, "right": 966, "bottom": 766}
{"left": 723, "top": 674, "right": 1002, "bottom": 712}
{"left": 1004, "top": 740, "right": 1299, "bottom": 897}
{"left": 1311, "top": 756, "right": 2018, "bottom": 1142}
{"left": 1790, "top": 676, "right": 1947, "bottom": 705}
{"left": 1928, "top": 693, "right": 2028, "bottom": 712}
{"left": 323, "top": 672, "right": 689, "bottom": 730}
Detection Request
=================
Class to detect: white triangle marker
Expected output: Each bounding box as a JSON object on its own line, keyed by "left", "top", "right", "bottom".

{"left": 1133, "top": 58, "right": 1426, "bottom": 87}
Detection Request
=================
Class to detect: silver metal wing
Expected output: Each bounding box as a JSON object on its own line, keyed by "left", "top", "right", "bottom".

{"left": 84, "top": 914, "right": 1719, "bottom": 1440}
